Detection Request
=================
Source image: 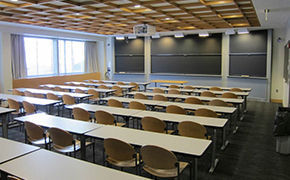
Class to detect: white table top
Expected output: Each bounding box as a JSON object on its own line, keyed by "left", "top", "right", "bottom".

{"left": 0, "top": 107, "right": 16, "bottom": 114}
{"left": 0, "top": 137, "right": 39, "bottom": 164}
{"left": 193, "top": 89, "right": 250, "bottom": 96}
{"left": 86, "top": 125, "right": 211, "bottom": 157}
{"left": 159, "top": 101, "right": 236, "bottom": 114}
{"left": 14, "top": 88, "right": 92, "bottom": 99}
{"left": 0, "top": 149, "right": 148, "bottom": 180}
{"left": 132, "top": 111, "right": 227, "bottom": 128}
{"left": 160, "top": 84, "right": 252, "bottom": 92}
{"left": 0, "top": 93, "right": 60, "bottom": 106}
{"left": 127, "top": 91, "right": 182, "bottom": 99}
{"left": 14, "top": 113, "right": 103, "bottom": 135}
{"left": 177, "top": 95, "right": 244, "bottom": 104}
{"left": 66, "top": 81, "right": 135, "bottom": 89}
{"left": 101, "top": 97, "right": 165, "bottom": 106}
{"left": 66, "top": 103, "right": 142, "bottom": 117}
{"left": 87, "top": 80, "right": 150, "bottom": 86}
{"left": 40, "top": 84, "right": 116, "bottom": 93}
{"left": 147, "top": 87, "right": 194, "bottom": 93}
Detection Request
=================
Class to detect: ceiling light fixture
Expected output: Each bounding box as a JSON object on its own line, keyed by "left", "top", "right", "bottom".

{"left": 225, "top": 29, "right": 235, "bottom": 35}
{"left": 115, "top": 36, "right": 125, "bottom": 40}
{"left": 199, "top": 32, "right": 209, "bottom": 37}
{"left": 151, "top": 33, "right": 160, "bottom": 39}
{"left": 264, "top": 9, "right": 270, "bottom": 21}
{"left": 134, "top": 5, "right": 141, "bottom": 8}
{"left": 237, "top": 28, "right": 249, "bottom": 34}
{"left": 174, "top": 33, "right": 184, "bottom": 38}
{"left": 128, "top": 35, "right": 137, "bottom": 39}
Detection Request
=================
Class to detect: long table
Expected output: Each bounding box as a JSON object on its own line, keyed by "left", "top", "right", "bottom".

{"left": 150, "top": 80, "right": 188, "bottom": 87}
{"left": 14, "top": 113, "right": 103, "bottom": 160}
{"left": 86, "top": 125, "right": 211, "bottom": 180}
{"left": 85, "top": 80, "right": 150, "bottom": 91}
{"left": 147, "top": 87, "right": 195, "bottom": 95}
{"left": 0, "top": 107, "right": 16, "bottom": 138}
{"left": 160, "top": 84, "right": 252, "bottom": 92}
{"left": 0, "top": 149, "right": 148, "bottom": 180}
{"left": 65, "top": 81, "right": 135, "bottom": 92}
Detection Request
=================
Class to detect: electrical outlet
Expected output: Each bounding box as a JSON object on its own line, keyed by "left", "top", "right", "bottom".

{"left": 276, "top": 89, "right": 279, "bottom": 93}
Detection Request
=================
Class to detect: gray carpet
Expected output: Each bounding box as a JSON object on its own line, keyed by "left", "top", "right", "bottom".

{"left": 1, "top": 100, "right": 290, "bottom": 180}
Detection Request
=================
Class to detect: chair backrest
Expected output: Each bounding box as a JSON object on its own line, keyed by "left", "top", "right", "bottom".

{"left": 221, "top": 92, "right": 238, "bottom": 99}
{"left": 24, "top": 121, "right": 45, "bottom": 141}
{"left": 134, "top": 93, "right": 148, "bottom": 100}
{"left": 87, "top": 89, "right": 99, "bottom": 99}
{"left": 53, "top": 87, "right": 63, "bottom": 91}
{"left": 117, "top": 81, "right": 126, "bottom": 85}
{"left": 48, "top": 127, "right": 73, "bottom": 147}
{"left": 185, "top": 97, "right": 203, "bottom": 104}
{"left": 166, "top": 105, "right": 186, "bottom": 115}
{"left": 104, "top": 138, "right": 135, "bottom": 161}
{"left": 69, "top": 82, "right": 76, "bottom": 86}
{"left": 112, "top": 85, "right": 123, "bottom": 95}
{"left": 183, "top": 85, "right": 195, "bottom": 90}
{"left": 62, "top": 94, "right": 75, "bottom": 105}
{"left": 7, "top": 176, "right": 22, "bottom": 180}
{"left": 24, "top": 90, "right": 35, "bottom": 97}
{"left": 129, "top": 82, "right": 139, "bottom": 91}
{"left": 75, "top": 88, "right": 85, "bottom": 94}
{"left": 141, "top": 116, "right": 166, "bottom": 133}
{"left": 195, "top": 108, "right": 217, "bottom": 118}
{"left": 22, "top": 101, "right": 36, "bottom": 115}
{"left": 98, "top": 84, "right": 109, "bottom": 89}
{"left": 73, "top": 107, "right": 90, "bottom": 121}
{"left": 153, "top": 94, "right": 168, "bottom": 101}
{"left": 88, "top": 80, "right": 95, "bottom": 83}
{"left": 209, "top": 99, "right": 228, "bottom": 107}
{"left": 108, "top": 99, "right": 123, "bottom": 108}
{"left": 153, "top": 88, "right": 165, "bottom": 93}
{"left": 201, "top": 91, "right": 216, "bottom": 97}
{"left": 95, "top": 110, "right": 115, "bottom": 125}
{"left": 168, "top": 84, "right": 179, "bottom": 89}
{"left": 168, "top": 89, "right": 181, "bottom": 94}
{"left": 129, "top": 101, "right": 146, "bottom": 110}
{"left": 141, "top": 145, "right": 177, "bottom": 169}
{"left": 209, "top": 87, "right": 222, "bottom": 91}
{"left": 7, "top": 98, "right": 20, "bottom": 111}
{"left": 178, "top": 121, "right": 207, "bottom": 139}
{"left": 42, "top": 85, "right": 52, "bottom": 90}
{"left": 98, "top": 80, "right": 105, "bottom": 84}
{"left": 12, "top": 89, "right": 23, "bottom": 96}
{"left": 230, "top": 88, "right": 243, "bottom": 92}
{"left": 46, "top": 93, "right": 59, "bottom": 100}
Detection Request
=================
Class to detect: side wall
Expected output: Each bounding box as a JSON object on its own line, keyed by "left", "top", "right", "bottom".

{"left": 283, "top": 18, "right": 290, "bottom": 107}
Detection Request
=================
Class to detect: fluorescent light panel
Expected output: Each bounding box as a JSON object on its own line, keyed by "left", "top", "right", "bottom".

{"left": 115, "top": 36, "right": 125, "bottom": 40}
{"left": 237, "top": 28, "right": 249, "bottom": 34}
{"left": 174, "top": 33, "right": 184, "bottom": 38}
{"left": 152, "top": 33, "right": 160, "bottom": 38}
{"left": 128, "top": 35, "right": 137, "bottom": 39}
{"left": 225, "top": 29, "right": 235, "bottom": 35}
{"left": 199, "top": 32, "right": 209, "bottom": 37}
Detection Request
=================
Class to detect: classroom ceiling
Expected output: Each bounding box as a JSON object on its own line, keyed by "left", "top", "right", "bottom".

{"left": 0, "top": 0, "right": 278, "bottom": 35}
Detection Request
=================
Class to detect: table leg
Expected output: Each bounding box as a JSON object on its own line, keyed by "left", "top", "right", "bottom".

{"left": 1, "top": 114, "right": 8, "bottom": 138}
{"left": 233, "top": 109, "right": 239, "bottom": 134}
{"left": 193, "top": 158, "right": 197, "bottom": 180}
{"left": 0, "top": 171, "right": 8, "bottom": 180}
{"left": 80, "top": 134, "right": 86, "bottom": 160}
{"left": 209, "top": 129, "right": 219, "bottom": 173}
{"left": 244, "top": 96, "right": 248, "bottom": 113}
{"left": 221, "top": 125, "right": 229, "bottom": 150}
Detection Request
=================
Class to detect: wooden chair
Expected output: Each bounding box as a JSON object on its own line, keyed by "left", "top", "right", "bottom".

{"left": 168, "top": 84, "right": 180, "bottom": 89}
{"left": 140, "top": 145, "right": 189, "bottom": 179}
{"left": 134, "top": 93, "right": 148, "bottom": 100}
{"left": 69, "top": 82, "right": 77, "bottom": 86}
{"left": 22, "top": 101, "right": 36, "bottom": 115}
{"left": 209, "top": 99, "right": 228, "bottom": 107}
{"left": 98, "top": 84, "right": 109, "bottom": 89}
{"left": 153, "top": 88, "right": 165, "bottom": 93}
{"left": 201, "top": 91, "right": 216, "bottom": 97}
{"left": 168, "top": 89, "right": 181, "bottom": 94}
{"left": 24, "top": 121, "right": 51, "bottom": 149}
{"left": 88, "top": 80, "right": 95, "bottom": 83}
{"left": 43, "top": 85, "right": 52, "bottom": 90}
{"left": 98, "top": 80, "right": 105, "bottom": 84}
{"left": 185, "top": 97, "right": 203, "bottom": 104}
{"left": 166, "top": 105, "right": 186, "bottom": 115}
{"left": 230, "top": 88, "right": 243, "bottom": 92}
{"left": 12, "top": 89, "right": 23, "bottom": 96}
{"left": 209, "top": 86, "right": 222, "bottom": 91}
{"left": 7, "top": 176, "right": 22, "bottom": 180}
{"left": 184, "top": 85, "right": 195, "bottom": 90}
{"left": 62, "top": 94, "right": 75, "bottom": 116}
{"left": 153, "top": 94, "right": 167, "bottom": 101}
{"left": 117, "top": 81, "right": 126, "bottom": 85}
{"left": 195, "top": 108, "right": 218, "bottom": 118}
{"left": 48, "top": 127, "right": 95, "bottom": 162}
{"left": 79, "top": 83, "right": 88, "bottom": 87}
{"left": 75, "top": 88, "right": 85, "bottom": 94}
{"left": 129, "top": 82, "right": 139, "bottom": 91}
{"left": 87, "top": 89, "right": 100, "bottom": 104}
{"left": 95, "top": 110, "right": 125, "bottom": 127}
{"left": 112, "top": 85, "right": 124, "bottom": 97}
{"left": 103, "top": 138, "right": 140, "bottom": 174}
{"left": 47, "top": 92, "right": 61, "bottom": 116}
{"left": 73, "top": 107, "right": 91, "bottom": 122}
{"left": 222, "top": 92, "right": 238, "bottom": 99}
{"left": 108, "top": 99, "right": 123, "bottom": 108}
{"left": 7, "top": 98, "right": 23, "bottom": 128}
{"left": 178, "top": 121, "right": 209, "bottom": 139}
{"left": 129, "top": 101, "right": 146, "bottom": 110}
{"left": 141, "top": 116, "right": 173, "bottom": 134}
{"left": 24, "top": 90, "right": 35, "bottom": 98}
{"left": 53, "top": 86, "right": 68, "bottom": 92}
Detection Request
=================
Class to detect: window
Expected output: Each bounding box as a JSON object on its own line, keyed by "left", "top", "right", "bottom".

{"left": 24, "top": 37, "right": 85, "bottom": 77}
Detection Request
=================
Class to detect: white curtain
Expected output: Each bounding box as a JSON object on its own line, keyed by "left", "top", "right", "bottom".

{"left": 85, "top": 41, "right": 98, "bottom": 73}
{"left": 11, "top": 34, "right": 27, "bottom": 79}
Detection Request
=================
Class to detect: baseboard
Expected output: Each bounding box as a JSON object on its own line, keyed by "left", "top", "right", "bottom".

{"left": 271, "top": 99, "right": 283, "bottom": 103}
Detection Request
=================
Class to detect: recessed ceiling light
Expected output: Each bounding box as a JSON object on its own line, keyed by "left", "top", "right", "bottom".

{"left": 115, "top": 36, "right": 125, "bottom": 40}
{"left": 199, "top": 32, "right": 209, "bottom": 37}
{"left": 174, "top": 33, "right": 184, "bottom": 38}
{"left": 11, "top": 0, "right": 18, "bottom": 1}
{"left": 152, "top": 33, "right": 160, "bottom": 38}
{"left": 165, "top": 18, "right": 170, "bottom": 20}
{"left": 128, "top": 35, "right": 137, "bottom": 39}
{"left": 225, "top": 29, "right": 235, "bottom": 35}
{"left": 134, "top": 5, "right": 141, "bottom": 8}
{"left": 237, "top": 28, "right": 249, "bottom": 34}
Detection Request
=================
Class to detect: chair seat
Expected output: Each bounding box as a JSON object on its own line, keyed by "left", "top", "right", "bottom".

{"left": 166, "top": 130, "right": 175, "bottom": 134}
{"left": 28, "top": 132, "right": 51, "bottom": 145}
{"left": 107, "top": 153, "right": 140, "bottom": 168}
{"left": 52, "top": 140, "right": 92, "bottom": 153}
{"left": 116, "top": 122, "right": 126, "bottom": 127}
{"left": 143, "top": 161, "right": 188, "bottom": 178}
{"left": 89, "top": 98, "right": 100, "bottom": 103}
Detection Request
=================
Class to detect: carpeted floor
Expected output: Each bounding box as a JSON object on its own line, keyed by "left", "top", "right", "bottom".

{"left": 1, "top": 100, "right": 290, "bottom": 180}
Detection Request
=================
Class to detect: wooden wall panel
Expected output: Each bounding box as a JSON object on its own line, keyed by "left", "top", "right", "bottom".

{"left": 13, "top": 72, "right": 101, "bottom": 89}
